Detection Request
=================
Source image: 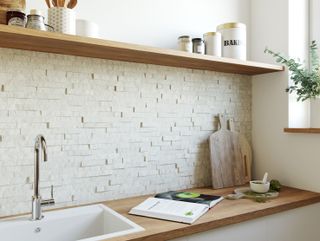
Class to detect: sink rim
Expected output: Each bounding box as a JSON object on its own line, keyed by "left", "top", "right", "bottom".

{"left": 0, "top": 203, "right": 145, "bottom": 241}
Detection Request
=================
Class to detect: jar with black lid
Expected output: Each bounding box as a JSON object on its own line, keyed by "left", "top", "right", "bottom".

{"left": 6, "top": 9, "right": 26, "bottom": 27}
{"left": 192, "top": 38, "right": 205, "bottom": 54}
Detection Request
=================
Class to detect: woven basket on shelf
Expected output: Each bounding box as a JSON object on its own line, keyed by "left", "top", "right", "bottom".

{"left": 0, "top": 0, "right": 25, "bottom": 8}
{"left": 0, "top": 8, "right": 7, "bottom": 24}
{"left": 0, "top": 0, "right": 26, "bottom": 24}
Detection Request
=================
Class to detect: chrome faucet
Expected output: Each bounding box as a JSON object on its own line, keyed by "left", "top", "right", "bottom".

{"left": 31, "top": 135, "right": 55, "bottom": 221}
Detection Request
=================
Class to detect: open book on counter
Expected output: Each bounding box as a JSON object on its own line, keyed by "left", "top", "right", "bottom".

{"left": 129, "top": 191, "right": 223, "bottom": 224}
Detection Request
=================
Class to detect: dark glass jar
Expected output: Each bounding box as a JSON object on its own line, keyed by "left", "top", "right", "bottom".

{"left": 6, "top": 9, "right": 26, "bottom": 27}
{"left": 192, "top": 38, "right": 205, "bottom": 54}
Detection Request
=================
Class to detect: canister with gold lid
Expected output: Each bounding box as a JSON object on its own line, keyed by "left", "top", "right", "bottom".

{"left": 217, "top": 22, "right": 246, "bottom": 60}
{"left": 203, "top": 32, "right": 222, "bottom": 57}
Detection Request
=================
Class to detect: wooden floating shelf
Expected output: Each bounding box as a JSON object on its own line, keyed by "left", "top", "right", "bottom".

{"left": 284, "top": 128, "right": 320, "bottom": 134}
{"left": 0, "top": 25, "right": 284, "bottom": 75}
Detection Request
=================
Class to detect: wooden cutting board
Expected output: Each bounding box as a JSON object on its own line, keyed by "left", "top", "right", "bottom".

{"left": 209, "top": 115, "right": 252, "bottom": 189}
{"left": 228, "top": 118, "right": 252, "bottom": 182}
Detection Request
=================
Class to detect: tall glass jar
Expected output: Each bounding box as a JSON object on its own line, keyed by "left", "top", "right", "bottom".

{"left": 178, "top": 35, "right": 192, "bottom": 53}
{"left": 26, "top": 9, "right": 46, "bottom": 31}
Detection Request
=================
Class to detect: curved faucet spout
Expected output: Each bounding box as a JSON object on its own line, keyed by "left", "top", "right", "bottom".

{"left": 35, "top": 135, "right": 47, "bottom": 162}
{"left": 32, "top": 135, "right": 54, "bottom": 221}
{"left": 34, "top": 135, "right": 47, "bottom": 198}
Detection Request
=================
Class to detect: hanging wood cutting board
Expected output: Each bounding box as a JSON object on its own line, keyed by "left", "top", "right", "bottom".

{"left": 209, "top": 115, "right": 252, "bottom": 189}
{"left": 228, "top": 118, "right": 252, "bottom": 182}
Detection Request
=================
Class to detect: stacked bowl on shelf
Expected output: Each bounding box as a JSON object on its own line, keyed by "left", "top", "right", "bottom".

{"left": 0, "top": 0, "right": 25, "bottom": 24}
{"left": 178, "top": 22, "right": 247, "bottom": 60}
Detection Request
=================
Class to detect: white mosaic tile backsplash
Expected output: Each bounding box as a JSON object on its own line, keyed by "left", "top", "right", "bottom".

{"left": 0, "top": 48, "right": 251, "bottom": 216}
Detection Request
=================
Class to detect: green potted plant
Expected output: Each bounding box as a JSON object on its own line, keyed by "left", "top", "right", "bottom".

{"left": 264, "top": 41, "right": 320, "bottom": 101}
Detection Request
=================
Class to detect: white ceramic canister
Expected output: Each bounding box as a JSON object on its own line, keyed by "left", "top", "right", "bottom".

{"left": 76, "top": 19, "right": 99, "bottom": 38}
{"left": 178, "top": 35, "right": 192, "bottom": 53}
{"left": 217, "top": 22, "right": 246, "bottom": 60}
{"left": 203, "top": 32, "right": 222, "bottom": 57}
{"left": 48, "top": 7, "right": 76, "bottom": 34}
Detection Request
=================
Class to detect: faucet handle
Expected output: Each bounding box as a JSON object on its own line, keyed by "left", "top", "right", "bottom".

{"left": 41, "top": 185, "right": 55, "bottom": 207}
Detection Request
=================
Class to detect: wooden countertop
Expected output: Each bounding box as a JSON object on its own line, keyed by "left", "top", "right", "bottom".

{"left": 102, "top": 186, "right": 320, "bottom": 241}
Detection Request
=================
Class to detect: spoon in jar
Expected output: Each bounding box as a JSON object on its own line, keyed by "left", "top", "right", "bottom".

{"left": 45, "top": 0, "right": 52, "bottom": 8}
{"left": 67, "top": 0, "right": 77, "bottom": 9}
{"left": 52, "top": 0, "right": 57, "bottom": 7}
{"left": 46, "top": 0, "right": 53, "bottom": 8}
{"left": 58, "top": 0, "right": 65, "bottom": 7}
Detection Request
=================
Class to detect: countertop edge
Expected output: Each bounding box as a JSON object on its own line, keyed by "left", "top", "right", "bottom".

{"left": 125, "top": 194, "right": 320, "bottom": 241}
{"left": 1, "top": 186, "right": 320, "bottom": 241}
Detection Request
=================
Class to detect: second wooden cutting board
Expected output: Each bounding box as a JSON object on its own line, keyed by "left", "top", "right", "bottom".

{"left": 209, "top": 115, "right": 251, "bottom": 189}
{"left": 228, "top": 118, "right": 252, "bottom": 183}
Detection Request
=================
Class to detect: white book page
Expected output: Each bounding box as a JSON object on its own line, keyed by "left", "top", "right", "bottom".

{"left": 133, "top": 198, "right": 208, "bottom": 218}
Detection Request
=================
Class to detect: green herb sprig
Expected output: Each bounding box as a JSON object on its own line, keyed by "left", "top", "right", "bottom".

{"left": 264, "top": 41, "right": 320, "bottom": 101}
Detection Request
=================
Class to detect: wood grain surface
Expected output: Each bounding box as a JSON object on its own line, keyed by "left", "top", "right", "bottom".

{"left": 0, "top": 0, "right": 25, "bottom": 8}
{"left": 0, "top": 25, "right": 284, "bottom": 75}
{"left": 1, "top": 186, "right": 319, "bottom": 241}
{"left": 103, "top": 186, "right": 320, "bottom": 241}
{"left": 284, "top": 128, "right": 320, "bottom": 134}
{"left": 0, "top": 0, "right": 25, "bottom": 24}
{"left": 228, "top": 118, "right": 252, "bottom": 182}
{"left": 209, "top": 115, "right": 247, "bottom": 188}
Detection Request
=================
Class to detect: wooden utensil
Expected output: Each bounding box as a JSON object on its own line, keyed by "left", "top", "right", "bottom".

{"left": 57, "top": 0, "right": 64, "bottom": 7}
{"left": 209, "top": 114, "right": 248, "bottom": 189}
{"left": 45, "top": 0, "right": 52, "bottom": 8}
{"left": 228, "top": 118, "right": 252, "bottom": 182}
{"left": 67, "top": 0, "right": 77, "bottom": 9}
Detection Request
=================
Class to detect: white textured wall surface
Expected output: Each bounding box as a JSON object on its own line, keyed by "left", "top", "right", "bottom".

{"left": 0, "top": 48, "right": 251, "bottom": 216}
{"left": 252, "top": 0, "right": 320, "bottom": 192}
{"left": 26, "top": 0, "right": 251, "bottom": 52}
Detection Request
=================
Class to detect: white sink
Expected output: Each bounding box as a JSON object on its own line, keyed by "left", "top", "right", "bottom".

{"left": 0, "top": 204, "right": 144, "bottom": 241}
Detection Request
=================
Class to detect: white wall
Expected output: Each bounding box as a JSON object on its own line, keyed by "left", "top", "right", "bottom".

{"left": 251, "top": 0, "right": 320, "bottom": 192}
{"left": 26, "top": 0, "right": 251, "bottom": 53}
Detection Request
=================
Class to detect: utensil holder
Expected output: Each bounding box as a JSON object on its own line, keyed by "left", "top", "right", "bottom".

{"left": 48, "top": 7, "right": 75, "bottom": 35}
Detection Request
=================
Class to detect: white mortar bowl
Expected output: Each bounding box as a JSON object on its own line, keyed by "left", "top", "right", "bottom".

{"left": 250, "top": 180, "right": 270, "bottom": 193}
